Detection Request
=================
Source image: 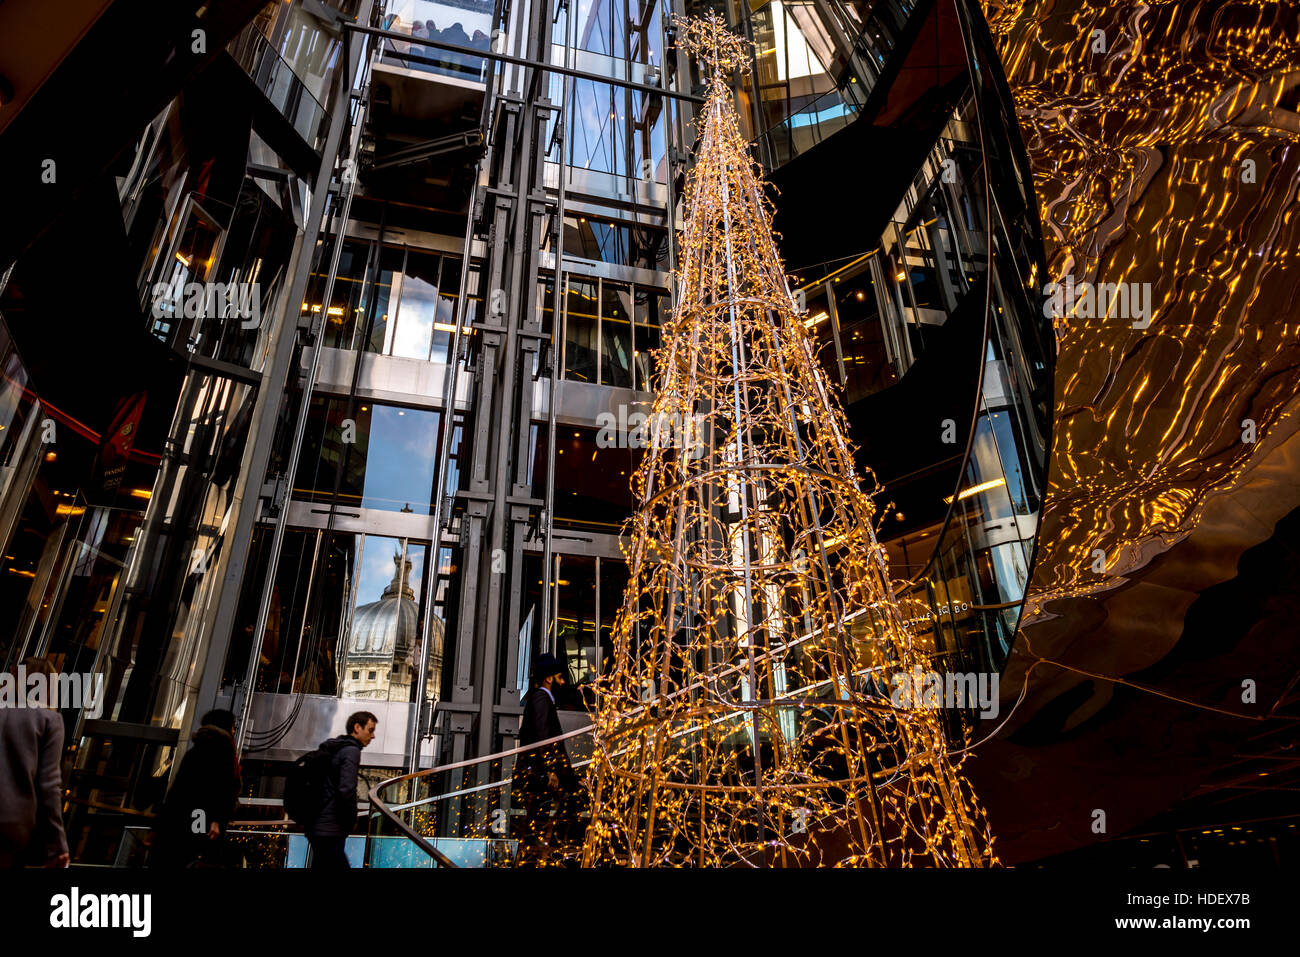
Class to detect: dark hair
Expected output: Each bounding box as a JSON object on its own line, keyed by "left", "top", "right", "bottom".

{"left": 346, "top": 711, "right": 378, "bottom": 736}
{"left": 15, "top": 657, "right": 56, "bottom": 678}
{"left": 200, "top": 709, "right": 236, "bottom": 734}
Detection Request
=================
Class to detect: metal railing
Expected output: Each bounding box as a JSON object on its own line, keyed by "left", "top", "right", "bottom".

{"left": 367, "top": 725, "right": 594, "bottom": 867}
{"left": 227, "top": 23, "right": 330, "bottom": 149}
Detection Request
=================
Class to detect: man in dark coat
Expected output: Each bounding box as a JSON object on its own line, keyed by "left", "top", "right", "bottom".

{"left": 513, "top": 654, "right": 579, "bottom": 860}
{"left": 150, "top": 709, "right": 241, "bottom": 868}
{"left": 306, "top": 711, "right": 376, "bottom": 869}
{"left": 0, "top": 658, "right": 68, "bottom": 868}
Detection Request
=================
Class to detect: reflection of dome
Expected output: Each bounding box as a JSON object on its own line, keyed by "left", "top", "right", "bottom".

{"left": 348, "top": 554, "right": 419, "bottom": 659}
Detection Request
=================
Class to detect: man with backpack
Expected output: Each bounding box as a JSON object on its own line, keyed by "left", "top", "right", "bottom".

{"left": 291, "top": 711, "right": 376, "bottom": 869}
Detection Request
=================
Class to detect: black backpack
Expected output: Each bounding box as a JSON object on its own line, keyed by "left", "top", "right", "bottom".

{"left": 284, "top": 744, "right": 336, "bottom": 827}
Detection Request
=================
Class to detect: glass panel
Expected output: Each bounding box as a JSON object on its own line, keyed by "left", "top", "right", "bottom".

{"left": 291, "top": 531, "right": 351, "bottom": 696}
{"left": 600, "top": 281, "right": 633, "bottom": 387}
{"left": 568, "top": 78, "right": 633, "bottom": 180}
{"left": 150, "top": 209, "right": 221, "bottom": 341}
{"left": 563, "top": 278, "right": 599, "bottom": 382}
{"left": 563, "top": 214, "right": 667, "bottom": 269}
{"left": 573, "top": 0, "right": 626, "bottom": 59}
{"left": 0, "top": 339, "right": 33, "bottom": 466}
{"left": 633, "top": 289, "right": 667, "bottom": 389}
{"left": 550, "top": 426, "right": 638, "bottom": 533}
{"left": 295, "top": 399, "right": 449, "bottom": 515}
{"left": 381, "top": 0, "right": 492, "bottom": 81}
{"left": 392, "top": 250, "right": 440, "bottom": 361}
{"left": 361, "top": 405, "right": 440, "bottom": 512}
{"left": 313, "top": 239, "right": 372, "bottom": 350}
{"left": 340, "top": 536, "right": 428, "bottom": 702}
{"left": 554, "top": 554, "right": 597, "bottom": 695}
{"left": 276, "top": 4, "right": 344, "bottom": 102}
{"left": 596, "top": 557, "right": 628, "bottom": 680}
{"left": 433, "top": 255, "right": 462, "bottom": 363}
{"left": 295, "top": 396, "right": 366, "bottom": 506}
{"left": 365, "top": 246, "right": 404, "bottom": 355}
{"left": 255, "top": 529, "right": 319, "bottom": 695}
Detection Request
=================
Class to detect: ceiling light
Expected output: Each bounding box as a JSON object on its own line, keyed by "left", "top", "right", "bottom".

{"left": 943, "top": 477, "right": 1006, "bottom": 505}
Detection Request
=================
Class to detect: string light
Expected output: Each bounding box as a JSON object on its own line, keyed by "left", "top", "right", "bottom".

{"left": 582, "top": 14, "right": 997, "bottom": 868}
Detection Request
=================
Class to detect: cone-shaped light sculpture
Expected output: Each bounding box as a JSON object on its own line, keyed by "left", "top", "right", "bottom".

{"left": 581, "top": 13, "right": 998, "bottom": 868}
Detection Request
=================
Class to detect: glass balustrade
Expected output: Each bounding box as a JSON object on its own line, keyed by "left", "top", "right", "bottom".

{"left": 367, "top": 727, "right": 595, "bottom": 867}
{"left": 379, "top": 0, "right": 493, "bottom": 83}
{"left": 227, "top": 23, "right": 330, "bottom": 149}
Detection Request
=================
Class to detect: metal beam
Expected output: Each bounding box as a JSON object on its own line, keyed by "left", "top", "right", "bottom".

{"left": 344, "top": 22, "right": 703, "bottom": 105}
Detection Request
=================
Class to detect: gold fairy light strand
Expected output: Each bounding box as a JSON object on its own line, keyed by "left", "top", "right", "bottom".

{"left": 581, "top": 13, "right": 997, "bottom": 867}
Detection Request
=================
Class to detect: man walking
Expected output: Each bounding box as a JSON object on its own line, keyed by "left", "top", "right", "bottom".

{"left": 513, "top": 654, "right": 578, "bottom": 862}
{"left": 0, "top": 658, "right": 68, "bottom": 868}
{"left": 307, "top": 711, "right": 376, "bottom": 869}
{"left": 150, "top": 709, "right": 242, "bottom": 868}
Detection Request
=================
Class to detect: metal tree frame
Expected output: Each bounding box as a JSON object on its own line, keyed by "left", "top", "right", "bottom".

{"left": 581, "top": 13, "right": 998, "bottom": 868}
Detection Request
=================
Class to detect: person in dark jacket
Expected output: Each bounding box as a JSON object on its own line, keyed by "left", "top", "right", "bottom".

{"left": 0, "top": 658, "right": 68, "bottom": 868}
{"left": 307, "top": 711, "right": 376, "bottom": 869}
{"left": 150, "top": 709, "right": 242, "bottom": 868}
{"left": 513, "top": 654, "right": 579, "bottom": 861}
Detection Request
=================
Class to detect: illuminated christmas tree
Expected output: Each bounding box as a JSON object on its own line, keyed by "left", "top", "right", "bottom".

{"left": 581, "top": 13, "right": 997, "bottom": 867}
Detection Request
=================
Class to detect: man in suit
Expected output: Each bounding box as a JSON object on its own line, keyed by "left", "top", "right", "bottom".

{"left": 0, "top": 658, "right": 68, "bottom": 868}
{"left": 513, "top": 653, "right": 579, "bottom": 862}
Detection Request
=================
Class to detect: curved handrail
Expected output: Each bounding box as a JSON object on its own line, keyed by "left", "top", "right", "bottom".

{"left": 367, "top": 725, "right": 594, "bottom": 867}
{"left": 368, "top": 788, "right": 461, "bottom": 868}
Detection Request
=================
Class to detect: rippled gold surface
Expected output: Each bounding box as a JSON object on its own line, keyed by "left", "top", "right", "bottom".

{"left": 981, "top": 0, "right": 1300, "bottom": 640}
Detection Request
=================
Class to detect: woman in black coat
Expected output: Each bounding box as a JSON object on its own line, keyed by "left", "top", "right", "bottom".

{"left": 150, "top": 710, "right": 241, "bottom": 868}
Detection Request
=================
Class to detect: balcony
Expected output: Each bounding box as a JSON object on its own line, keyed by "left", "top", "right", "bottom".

{"left": 228, "top": 21, "right": 330, "bottom": 152}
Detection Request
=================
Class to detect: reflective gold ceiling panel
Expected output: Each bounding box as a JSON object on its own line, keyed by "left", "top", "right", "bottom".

{"left": 980, "top": 0, "right": 1300, "bottom": 685}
